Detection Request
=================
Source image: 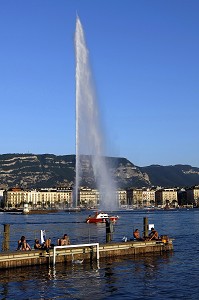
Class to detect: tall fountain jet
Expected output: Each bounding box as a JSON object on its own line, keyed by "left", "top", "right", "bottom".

{"left": 74, "top": 16, "right": 118, "bottom": 211}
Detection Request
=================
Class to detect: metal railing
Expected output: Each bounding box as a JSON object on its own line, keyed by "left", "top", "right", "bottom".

{"left": 53, "top": 243, "right": 99, "bottom": 266}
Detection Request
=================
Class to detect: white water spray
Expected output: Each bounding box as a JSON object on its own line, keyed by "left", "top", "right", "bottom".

{"left": 74, "top": 16, "right": 117, "bottom": 211}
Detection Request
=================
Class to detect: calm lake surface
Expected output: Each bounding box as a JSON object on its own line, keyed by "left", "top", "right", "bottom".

{"left": 0, "top": 209, "right": 199, "bottom": 299}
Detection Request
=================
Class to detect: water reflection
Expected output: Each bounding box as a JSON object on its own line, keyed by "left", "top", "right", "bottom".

{"left": 104, "top": 263, "right": 118, "bottom": 294}
{"left": 0, "top": 253, "right": 173, "bottom": 299}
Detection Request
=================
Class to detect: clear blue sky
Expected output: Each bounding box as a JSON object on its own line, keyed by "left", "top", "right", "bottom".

{"left": 0, "top": 0, "right": 199, "bottom": 167}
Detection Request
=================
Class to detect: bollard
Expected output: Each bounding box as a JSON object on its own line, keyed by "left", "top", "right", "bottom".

{"left": 143, "top": 217, "right": 148, "bottom": 239}
{"left": 2, "top": 224, "right": 10, "bottom": 251}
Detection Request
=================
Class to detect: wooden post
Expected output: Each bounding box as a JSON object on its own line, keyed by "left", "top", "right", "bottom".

{"left": 106, "top": 219, "right": 113, "bottom": 243}
{"left": 2, "top": 224, "right": 10, "bottom": 251}
{"left": 106, "top": 222, "right": 111, "bottom": 243}
{"left": 143, "top": 217, "right": 148, "bottom": 239}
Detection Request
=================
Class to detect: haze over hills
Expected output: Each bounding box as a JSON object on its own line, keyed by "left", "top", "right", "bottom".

{"left": 0, "top": 154, "right": 199, "bottom": 190}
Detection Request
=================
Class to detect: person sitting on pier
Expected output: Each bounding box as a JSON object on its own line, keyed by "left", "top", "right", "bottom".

{"left": 58, "top": 234, "right": 70, "bottom": 246}
{"left": 17, "top": 236, "right": 31, "bottom": 251}
{"left": 34, "top": 239, "right": 42, "bottom": 249}
{"left": 133, "top": 229, "right": 144, "bottom": 241}
{"left": 40, "top": 229, "right": 54, "bottom": 251}
{"left": 42, "top": 237, "right": 53, "bottom": 250}
{"left": 148, "top": 227, "right": 159, "bottom": 240}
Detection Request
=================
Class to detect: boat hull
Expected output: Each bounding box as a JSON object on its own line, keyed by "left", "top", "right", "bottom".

{"left": 86, "top": 215, "right": 118, "bottom": 223}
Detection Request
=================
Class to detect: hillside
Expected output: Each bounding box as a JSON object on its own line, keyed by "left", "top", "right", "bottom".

{"left": 139, "top": 164, "right": 199, "bottom": 188}
{"left": 0, "top": 154, "right": 199, "bottom": 189}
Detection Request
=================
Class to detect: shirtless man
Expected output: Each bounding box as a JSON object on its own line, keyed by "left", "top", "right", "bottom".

{"left": 149, "top": 228, "right": 159, "bottom": 240}
{"left": 58, "top": 234, "right": 70, "bottom": 246}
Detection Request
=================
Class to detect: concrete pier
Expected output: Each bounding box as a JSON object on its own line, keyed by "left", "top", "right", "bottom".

{"left": 0, "top": 239, "right": 173, "bottom": 270}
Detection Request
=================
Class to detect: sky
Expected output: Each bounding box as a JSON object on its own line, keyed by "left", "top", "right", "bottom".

{"left": 0, "top": 0, "right": 199, "bottom": 167}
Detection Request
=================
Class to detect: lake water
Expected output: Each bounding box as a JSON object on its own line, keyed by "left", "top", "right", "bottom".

{"left": 0, "top": 209, "right": 199, "bottom": 299}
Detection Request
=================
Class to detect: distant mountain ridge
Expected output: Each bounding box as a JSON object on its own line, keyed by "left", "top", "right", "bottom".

{"left": 140, "top": 164, "right": 199, "bottom": 188}
{"left": 0, "top": 153, "right": 199, "bottom": 189}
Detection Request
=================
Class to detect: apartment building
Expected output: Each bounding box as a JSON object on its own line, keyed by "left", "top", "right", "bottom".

{"left": 155, "top": 188, "right": 178, "bottom": 207}
{"left": 142, "top": 189, "right": 156, "bottom": 207}
{"left": 37, "top": 188, "right": 73, "bottom": 208}
{"left": 132, "top": 189, "right": 143, "bottom": 207}
{"left": 186, "top": 186, "right": 199, "bottom": 206}
{"left": 117, "top": 189, "right": 127, "bottom": 206}
{"left": 79, "top": 188, "right": 127, "bottom": 208}
{"left": 5, "top": 185, "right": 198, "bottom": 209}
{"left": 3, "top": 187, "right": 73, "bottom": 209}
{"left": 79, "top": 187, "right": 99, "bottom": 208}
{"left": 3, "top": 188, "right": 26, "bottom": 208}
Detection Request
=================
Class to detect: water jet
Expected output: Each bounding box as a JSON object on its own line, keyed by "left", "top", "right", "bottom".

{"left": 74, "top": 16, "right": 118, "bottom": 211}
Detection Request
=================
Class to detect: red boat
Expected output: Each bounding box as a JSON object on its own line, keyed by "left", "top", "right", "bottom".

{"left": 86, "top": 212, "right": 119, "bottom": 223}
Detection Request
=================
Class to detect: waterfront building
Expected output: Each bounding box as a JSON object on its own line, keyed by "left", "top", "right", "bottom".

{"left": 3, "top": 188, "right": 26, "bottom": 208}
{"left": 27, "top": 189, "right": 41, "bottom": 208}
{"left": 56, "top": 187, "right": 73, "bottom": 208}
{"left": 155, "top": 188, "right": 178, "bottom": 207}
{"left": 3, "top": 187, "right": 73, "bottom": 209}
{"left": 4, "top": 185, "right": 199, "bottom": 209}
{"left": 116, "top": 189, "right": 127, "bottom": 207}
{"left": 177, "top": 188, "right": 187, "bottom": 206}
{"left": 126, "top": 188, "right": 156, "bottom": 208}
{"left": 186, "top": 186, "right": 199, "bottom": 206}
{"left": 79, "top": 187, "right": 99, "bottom": 208}
{"left": 132, "top": 189, "right": 143, "bottom": 208}
{"left": 142, "top": 188, "right": 156, "bottom": 207}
